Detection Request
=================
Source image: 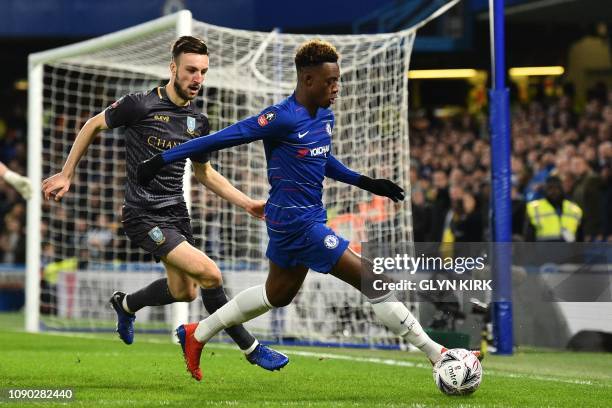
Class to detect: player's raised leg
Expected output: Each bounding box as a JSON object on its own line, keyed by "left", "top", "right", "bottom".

{"left": 177, "top": 262, "right": 307, "bottom": 380}
{"left": 109, "top": 254, "right": 200, "bottom": 345}
{"left": 330, "top": 247, "right": 446, "bottom": 364}
{"left": 166, "top": 243, "right": 291, "bottom": 374}
{"left": 110, "top": 205, "right": 207, "bottom": 345}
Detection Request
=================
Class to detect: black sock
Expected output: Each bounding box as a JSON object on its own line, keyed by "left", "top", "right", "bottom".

{"left": 126, "top": 278, "right": 177, "bottom": 313}
{"left": 201, "top": 286, "right": 256, "bottom": 351}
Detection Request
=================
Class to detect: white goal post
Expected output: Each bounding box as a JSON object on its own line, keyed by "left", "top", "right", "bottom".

{"left": 27, "top": 11, "right": 196, "bottom": 334}
{"left": 26, "top": 5, "right": 459, "bottom": 346}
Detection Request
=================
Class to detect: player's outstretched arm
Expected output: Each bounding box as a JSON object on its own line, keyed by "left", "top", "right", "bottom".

{"left": 137, "top": 123, "right": 259, "bottom": 186}
{"left": 325, "top": 154, "right": 404, "bottom": 202}
{"left": 42, "top": 112, "right": 108, "bottom": 201}
{"left": 193, "top": 162, "right": 265, "bottom": 219}
{"left": 357, "top": 176, "right": 405, "bottom": 202}
{"left": 0, "top": 161, "right": 32, "bottom": 200}
{"left": 138, "top": 107, "right": 292, "bottom": 186}
{"left": 325, "top": 154, "right": 362, "bottom": 185}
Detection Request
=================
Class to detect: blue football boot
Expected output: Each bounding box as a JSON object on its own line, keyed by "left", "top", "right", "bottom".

{"left": 246, "top": 343, "right": 289, "bottom": 371}
{"left": 109, "top": 291, "right": 136, "bottom": 345}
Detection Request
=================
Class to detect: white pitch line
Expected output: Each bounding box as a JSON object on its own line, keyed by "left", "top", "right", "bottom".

{"left": 32, "top": 332, "right": 611, "bottom": 387}
{"left": 277, "top": 349, "right": 423, "bottom": 368}
{"left": 273, "top": 349, "right": 609, "bottom": 388}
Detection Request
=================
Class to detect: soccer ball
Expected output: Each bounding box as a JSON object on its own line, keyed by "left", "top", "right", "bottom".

{"left": 432, "top": 348, "right": 482, "bottom": 396}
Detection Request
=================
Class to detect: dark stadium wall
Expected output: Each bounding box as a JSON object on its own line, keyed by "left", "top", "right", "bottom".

{"left": 0, "top": 0, "right": 393, "bottom": 36}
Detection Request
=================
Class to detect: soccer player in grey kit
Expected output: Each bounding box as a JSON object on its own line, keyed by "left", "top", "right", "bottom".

{"left": 42, "top": 36, "right": 288, "bottom": 371}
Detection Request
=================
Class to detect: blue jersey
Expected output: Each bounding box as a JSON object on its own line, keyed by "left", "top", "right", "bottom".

{"left": 162, "top": 93, "right": 362, "bottom": 235}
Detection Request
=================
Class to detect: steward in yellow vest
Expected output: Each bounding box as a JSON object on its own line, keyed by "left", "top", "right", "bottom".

{"left": 525, "top": 176, "right": 583, "bottom": 242}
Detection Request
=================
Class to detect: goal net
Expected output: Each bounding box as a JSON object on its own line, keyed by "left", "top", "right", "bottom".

{"left": 27, "top": 10, "right": 431, "bottom": 347}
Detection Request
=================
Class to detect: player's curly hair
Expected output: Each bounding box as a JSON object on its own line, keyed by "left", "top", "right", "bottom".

{"left": 171, "top": 36, "right": 208, "bottom": 61}
{"left": 294, "top": 39, "right": 339, "bottom": 70}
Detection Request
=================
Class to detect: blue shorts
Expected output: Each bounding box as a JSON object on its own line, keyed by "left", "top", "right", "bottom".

{"left": 266, "top": 223, "right": 349, "bottom": 273}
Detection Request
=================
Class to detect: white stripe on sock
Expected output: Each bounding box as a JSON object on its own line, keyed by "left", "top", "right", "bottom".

{"left": 122, "top": 294, "right": 134, "bottom": 314}
{"left": 243, "top": 339, "right": 259, "bottom": 355}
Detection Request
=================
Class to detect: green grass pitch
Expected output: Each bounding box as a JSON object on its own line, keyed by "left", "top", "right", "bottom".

{"left": 1, "top": 313, "right": 611, "bottom": 407}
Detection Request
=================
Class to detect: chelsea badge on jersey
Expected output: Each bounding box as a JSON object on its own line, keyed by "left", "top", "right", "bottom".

{"left": 326, "top": 122, "right": 332, "bottom": 136}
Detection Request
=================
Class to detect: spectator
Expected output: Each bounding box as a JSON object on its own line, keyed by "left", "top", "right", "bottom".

{"left": 524, "top": 150, "right": 556, "bottom": 202}
{"left": 411, "top": 188, "right": 431, "bottom": 242}
{"left": 524, "top": 176, "right": 583, "bottom": 242}
{"left": 442, "top": 184, "right": 483, "bottom": 244}
{"left": 86, "top": 214, "right": 113, "bottom": 260}
{"left": 570, "top": 156, "right": 603, "bottom": 240}
{"left": 428, "top": 170, "right": 450, "bottom": 242}
{"left": 598, "top": 141, "right": 612, "bottom": 240}
{"left": 0, "top": 214, "right": 25, "bottom": 263}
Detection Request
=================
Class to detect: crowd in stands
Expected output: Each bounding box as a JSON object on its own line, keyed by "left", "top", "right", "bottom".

{"left": 410, "top": 84, "right": 612, "bottom": 243}
{"left": 0, "top": 105, "right": 28, "bottom": 264}
{"left": 1, "top": 82, "right": 611, "bottom": 266}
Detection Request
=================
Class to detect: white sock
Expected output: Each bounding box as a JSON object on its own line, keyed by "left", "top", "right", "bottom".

{"left": 371, "top": 299, "right": 443, "bottom": 362}
{"left": 194, "top": 284, "right": 273, "bottom": 343}
{"left": 242, "top": 339, "right": 259, "bottom": 355}
{"left": 122, "top": 294, "right": 134, "bottom": 314}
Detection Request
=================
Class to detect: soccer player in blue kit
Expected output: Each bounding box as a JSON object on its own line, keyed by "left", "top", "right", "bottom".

{"left": 138, "top": 40, "right": 457, "bottom": 381}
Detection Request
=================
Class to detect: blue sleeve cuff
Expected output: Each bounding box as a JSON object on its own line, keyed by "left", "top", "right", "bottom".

{"left": 325, "top": 155, "right": 361, "bottom": 185}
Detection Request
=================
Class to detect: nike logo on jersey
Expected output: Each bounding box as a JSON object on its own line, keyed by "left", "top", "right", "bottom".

{"left": 298, "top": 130, "right": 309, "bottom": 138}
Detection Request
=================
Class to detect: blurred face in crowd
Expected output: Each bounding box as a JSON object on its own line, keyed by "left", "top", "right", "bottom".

{"left": 561, "top": 145, "right": 577, "bottom": 159}
{"left": 409, "top": 168, "right": 419, "bottom": 187}
{"left": 555, "top": 155, "right": 570, "bottom": 176}
{"left": 541, "top": 137, "right": 555, "bottom": 150}
{"left": 5, "top": 217, "right": 21, "bottom": 233}
{"left": 75, "top": 218, "right": 87, "bottom": 234}
{"left": 421, "top": 148, "right": 434, "bottom": 165}
{"left": 460, "top": 151, "right": 476, "bottom": 171}
{"left": 412, "top": 188, "right": 425, "bottom": 206}
{"left": 583, "top": 147, "right": 597, "bottom": 164}
{"left": 585, "top": 99, "right": 602, "bottom": 119}
{"left": 473, "top": 140, "right": 486, "bottom": 155}
{"left": 449, "top": 185, "right": 464, "bottom": 203}
{"left": 541, "top": 151, "right": 556, "bottom": 167}
{"left": 10, "top": 203, "right": 25, "bottom": 218}
{"left": 603, "top": 106, "right": 612, "bottom": 124}
{"left": 544, "top": 180, "right": 564, "bottom": 205}
{"left": 527, "top": 150, "right": 539, "bottom": 166}
{"left": 559, "top": 95, "right": 572, "bottom": 110}
{"left": 97, "top": 214, "right": 109, "bottom": 228}
{"left": 599, "top": 142, "right": 612, "bottom": 162}
{"left": 570, "top": 156, "right": 589, "bottom": 177}
{"left": 511, "top": 156, "right": 524, "bottom": 173}
{"left": 449, "top": 168, "right": 465, "bottom": 186}
{"left": 599, "top": 123, "right": 611, "bottom": 142}
{"left": 435, "top": 143, "right": 448, "bottom": 156}
{"left": 558, "top": 111, "right": 572, "bottom": 129}
{"left": 432, "top": 170, "right": 448, "bottom": 190}
{"left": 480, "top": 147, "right": 491, "bottom": 168}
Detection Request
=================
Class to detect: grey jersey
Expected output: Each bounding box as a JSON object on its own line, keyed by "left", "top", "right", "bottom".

{"left": 105, "top": 86, "right": 209, "bottom": 209}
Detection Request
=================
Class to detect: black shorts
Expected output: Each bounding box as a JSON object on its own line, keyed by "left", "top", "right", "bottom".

{"left": 122, "top": 202, "right": 194, "bottom": 261}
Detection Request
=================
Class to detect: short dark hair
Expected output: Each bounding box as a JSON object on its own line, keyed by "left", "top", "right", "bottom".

{"left": 295, "top": 39, "right": 338, "bottom": 71}
{"left": 546, "top": 175, "right": 562, "bottom": 186}
{"left": 171, "top": 36, "right": 208, "bottom": 61}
